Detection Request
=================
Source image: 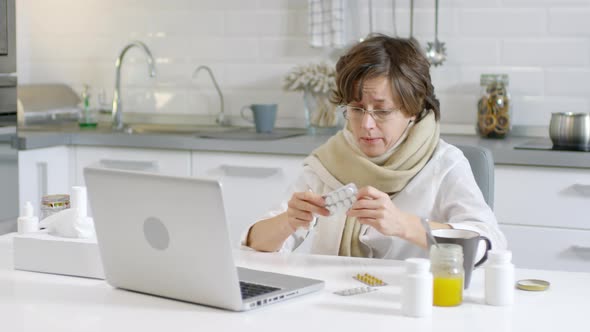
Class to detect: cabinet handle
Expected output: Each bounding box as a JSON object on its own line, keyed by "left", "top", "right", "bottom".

{"left": 98, "top": 159, "right": 158, "bottom": 171}
{"left": 570, "top": 245, "right": 590, "bottom": 256}
{"left": 571, "top": 184, "right": 590, "bottom": 197}
{"left": 218, "top": 165, "right": 281, "bottom": 178}
{"left": 36, "top": 162, "right": 48, "bottom": 196}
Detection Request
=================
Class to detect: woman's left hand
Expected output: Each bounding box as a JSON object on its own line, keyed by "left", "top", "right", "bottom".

{"left": 346, "top": 186, "right": 409, "bottom": 238}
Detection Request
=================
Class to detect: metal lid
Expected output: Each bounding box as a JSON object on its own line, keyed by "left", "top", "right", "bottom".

{"left": 550, "top": 112, "right": 590, "bottom": 117}
{"left": 480, "top": 73, "right": 509, "bottom": 86}
{"left": 516, "top": 279, "right": 550, "bottom": 291}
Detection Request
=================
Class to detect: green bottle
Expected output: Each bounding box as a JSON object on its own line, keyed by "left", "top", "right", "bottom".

{"left": 79, "top": 84, "right": 98, "bottom": 128}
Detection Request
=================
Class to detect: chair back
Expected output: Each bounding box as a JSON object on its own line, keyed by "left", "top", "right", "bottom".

{"left": 455, "top": 144, "right": 495, "bottom": 209}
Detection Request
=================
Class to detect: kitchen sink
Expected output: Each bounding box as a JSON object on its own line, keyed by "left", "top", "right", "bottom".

{"left": 19, "top": 122, "right": 307, "bottom": 140}
{"left": 122, "top": 123, "right": 244, "bottom": 135}
{"left": 123, "top": 124, "right": 306, "bottom": 140}
{"left": 196, "top": 128, "right": 306, "bottom": 140}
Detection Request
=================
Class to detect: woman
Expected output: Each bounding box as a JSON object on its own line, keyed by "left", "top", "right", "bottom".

{"left": 243, "top": 35, "right": 506, "bottom": 259}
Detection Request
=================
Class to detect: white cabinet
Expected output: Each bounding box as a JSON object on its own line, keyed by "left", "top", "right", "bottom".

{"left": 72, "top": 146, "right": 191, "bottom": 187}
{"left": 192, "top": 151, "right": 305, "bottom": 247}
{"left": 18, "top": 146, "right": 72, "bottom": 218}
{"left": 495, "top": 165, "right": 590, "bottom": 272}
{"left": 495, "top": 165, "right": 590, "bottom": 230}
{"left": 500, "top": 224, "right": 590, "bottom": 272}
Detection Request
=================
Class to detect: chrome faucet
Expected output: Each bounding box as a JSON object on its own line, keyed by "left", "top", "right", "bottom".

{"left": 112, "top": 41, "right": 156, "bottom": 130}
{"left": 192, "top": 65, "right": 229, "bottom": 126}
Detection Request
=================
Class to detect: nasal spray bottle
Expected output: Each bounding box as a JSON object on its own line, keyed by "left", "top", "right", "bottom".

{"left": 39, "top": 186, "right": 95, "bottom": 238}
{"left": 17, "top": 201, "right": 39, "bottom": 234}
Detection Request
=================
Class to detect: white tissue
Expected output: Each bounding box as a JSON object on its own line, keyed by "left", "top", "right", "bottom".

{"left": 39, "top": 186, "right": 95, "bottom": 239}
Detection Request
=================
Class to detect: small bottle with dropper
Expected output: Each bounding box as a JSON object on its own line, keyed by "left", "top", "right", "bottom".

{"left": 79, "top": 84, "right": 98, "bottom": 128}
{"left": 17, "top": 201, "right": 39, "bottom": 234}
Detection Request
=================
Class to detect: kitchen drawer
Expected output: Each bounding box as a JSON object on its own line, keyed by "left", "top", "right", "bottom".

{"left": 73, "top": 146, "right": 191, "bottom": 217}
{"left": 495, "top": 165, "right": 590, "bottom": 230}
{"left": 73, "top": 146, "right": 191, "bottom": 187}
{"left": 192, "top": 151, "right": 305, "bottom": 247}
{"left": 500, "top": 224, "right": 590, "bottom": 272}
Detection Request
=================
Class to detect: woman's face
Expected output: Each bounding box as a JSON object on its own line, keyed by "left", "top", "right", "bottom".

{"left": 347, "top": 76, "right": 416, "bottom": 158}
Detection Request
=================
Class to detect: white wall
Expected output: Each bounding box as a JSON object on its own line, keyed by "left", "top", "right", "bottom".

{"left": 15, "top": 0, "right": 590, "bottom": 130}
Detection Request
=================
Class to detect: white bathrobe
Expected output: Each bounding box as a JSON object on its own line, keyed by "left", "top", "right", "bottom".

{"left": 242, "top": 139, "right": 507, "bottom": 260}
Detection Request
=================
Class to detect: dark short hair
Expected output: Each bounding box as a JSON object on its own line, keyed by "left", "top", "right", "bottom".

{"left": 331, "top": 34, "right": 440, "bottom": 122}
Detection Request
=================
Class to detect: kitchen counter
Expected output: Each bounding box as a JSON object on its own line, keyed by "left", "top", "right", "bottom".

{"left": 16, "top": 125, "right": 590, "bottom": 169}
{"left": 1, "top": 233, "right": 588, "bottom": 332}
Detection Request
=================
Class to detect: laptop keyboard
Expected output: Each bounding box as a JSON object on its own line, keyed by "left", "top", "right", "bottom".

{"left": 240, "top": 281, "right": 280, "bottom": 300}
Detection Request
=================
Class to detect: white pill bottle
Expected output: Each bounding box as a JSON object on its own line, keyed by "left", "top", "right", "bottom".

{"left": 401, "top": 258, "right": 432, "bottom": 317}
{"left": 485, "top": 250, "right": 515, "bottom": 306}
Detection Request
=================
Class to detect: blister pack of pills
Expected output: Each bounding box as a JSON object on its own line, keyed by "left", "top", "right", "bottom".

{"left": 323, "top": 183, "right": 358, "bottom": 216}
{"left": 333, "top": 286, "right": 378, "bottom": 296}
{"left": 353, "top": 273, "right": 387, "bottom": 287}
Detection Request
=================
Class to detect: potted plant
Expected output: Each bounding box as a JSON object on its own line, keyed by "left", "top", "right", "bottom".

{"left": 283, "top": 62, "right": 340, "bottom": 133}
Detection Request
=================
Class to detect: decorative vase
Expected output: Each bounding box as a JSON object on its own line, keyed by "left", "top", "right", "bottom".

{"left": 303, "top": 88, "right": 342, "bottom": 135}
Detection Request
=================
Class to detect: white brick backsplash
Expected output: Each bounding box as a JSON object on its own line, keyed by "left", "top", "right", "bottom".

{"left": 187, "top": 88, "right": 225, "bottom": 116}
{"left": 437, "top": 94, "right": 479, "bottom": 124}
{"left": 502, "top": 39, "right": 589, "bottom": 66}
{"left": 550, "top": 9, "right": 590, "bottom": 35}
{"left": 223, "top": 64, "right": 293, "bottom": 89}
{"left": 189, "top": 63, "right": 227, "bottom": 90}
{"left": 15, "top": 0, "right": 590, "bottom": 128}
{"left": 123, "top": 87, "right": 189, "bottom": 114}
{"left": 225, "top": 12, "right": 261, "bottom": 37}
{"left": 379, "top": 0, "right": 502, "bottom": 9}
{"left": 258, "top": 38, "right": 327, "bottom": 60}
{"left": 503, "top": 0, "right": 590, "bottom": 7}
{"left": 146, "top": 62, "right": 191, "bottom": 88}
{"left": 153, "top": 88, "right": 190, "bottom": 113}
{"left": 116, "top": 63, "right": 159, "bottom": 88}
{"left": 257, "top": 11, "right": 308, "bottom": 37}
{"left": 23, "top": 61, "right": 111, "bottom": 86}
{"left": 258, "top": 0, "right": 308, "bottom": 10}
{"left": 225, "top": 11, "right": 306, "bottom": 38}
{"left": 189, "top": 38, "right": 260, "bottom": 61}
{"left": 431, "top": 66, "right": 463, "bottom": 94}
{"left": 512, "top": 97, "right": 589, "bottom": 126}
{"left": 502, "top": 70, "right": 545, "bottom": 97}
{"left": 452, "top": 0, "right": 502, "bottom": 8}
{"left": 190, "top": 0, "right": 255, "bottom": 10}
{"left": 224, "top": 90, "right": 303, "bottom": 117}
{"left": 444, "top": 39, "right": 500, "bottom": 66}
{"left": 459, "top": 67, "right": 545, "bottom": 97}
{"left": 458, "top": 9, "right": 547, "bottom": 36}
{"left": 545, "top": 69, "right": 590, "bottom": 97}
{"left": 374, "top": 8, "right": 455, "bottom": 38}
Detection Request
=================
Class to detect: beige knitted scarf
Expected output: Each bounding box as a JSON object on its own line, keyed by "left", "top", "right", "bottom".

{"left": 305, "top": 112, "right": 440, "bottom": 257}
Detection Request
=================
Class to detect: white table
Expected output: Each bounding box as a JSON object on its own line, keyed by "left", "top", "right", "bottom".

{"left": 1, "top": 234, "right": 587, "bottom": 332}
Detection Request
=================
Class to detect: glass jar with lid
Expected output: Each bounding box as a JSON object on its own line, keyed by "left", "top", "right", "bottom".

{"left": 477, "top": 74, "right": 511, "bottom": 138}
{"left": 40, "top": 194, "right": 70, "bottom": 221}
{"left": 430, "top": 243, "right": 464, "bottom": 306}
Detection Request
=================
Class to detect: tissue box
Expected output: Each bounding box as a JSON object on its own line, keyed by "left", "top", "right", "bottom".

{"left": 13, "top": 232, "right": 105, "bottom": 279}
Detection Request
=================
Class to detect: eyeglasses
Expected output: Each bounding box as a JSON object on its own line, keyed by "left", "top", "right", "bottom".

{"left": 339, "top": 105, "right": 401, "bottom": 122}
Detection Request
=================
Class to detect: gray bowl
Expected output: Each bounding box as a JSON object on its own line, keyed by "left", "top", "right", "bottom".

{"left": 549, "top": 112, "right": 590, "bottom": 151}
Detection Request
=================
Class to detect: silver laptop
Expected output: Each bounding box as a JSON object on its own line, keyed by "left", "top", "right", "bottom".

{"left": 84, "top": 167, "right": 324, "bottom": 311}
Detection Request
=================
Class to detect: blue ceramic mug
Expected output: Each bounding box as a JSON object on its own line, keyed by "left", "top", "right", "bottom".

{"left": 240, "top": 104, "right": 277, "bottom": 133}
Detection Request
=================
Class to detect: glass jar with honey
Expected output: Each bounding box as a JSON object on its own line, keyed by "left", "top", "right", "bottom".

{"left": 430, "top": 243, "right": 464, "bottom": 307}
{"left": 477, "top": 74, "right": 511, "bottom": 138}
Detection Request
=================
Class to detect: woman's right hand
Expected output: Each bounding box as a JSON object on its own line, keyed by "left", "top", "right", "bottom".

{"left": 286, "top": 191, "right": 330, "bottom": 232}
